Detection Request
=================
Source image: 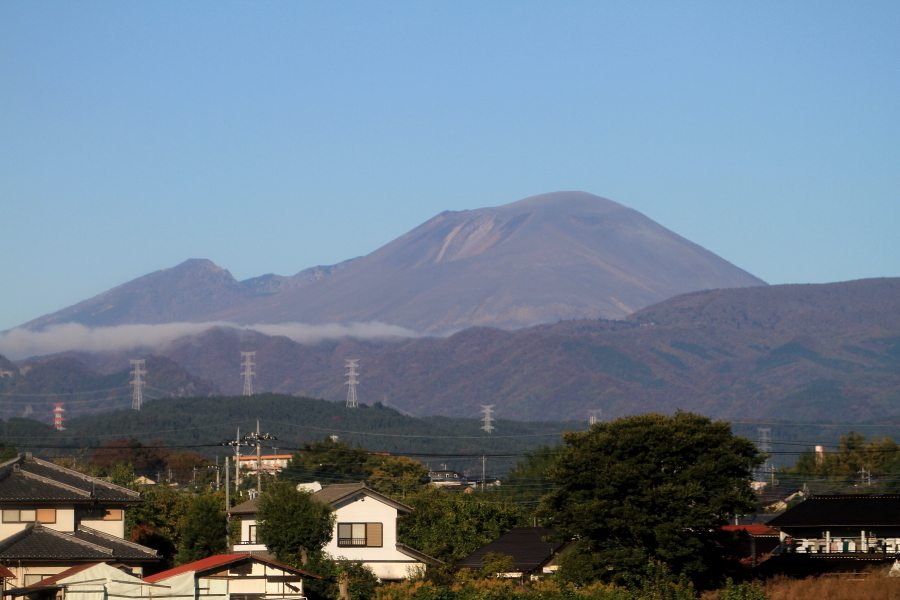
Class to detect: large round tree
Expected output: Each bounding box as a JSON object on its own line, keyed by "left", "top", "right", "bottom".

{"left": 539, "top": 412, "right": 764, "bottom": 587}
{"left": 257, "top": 481, "right": 335, "bottom": 566}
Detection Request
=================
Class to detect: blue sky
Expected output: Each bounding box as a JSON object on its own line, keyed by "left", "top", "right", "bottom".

{"left": 2, "top": 1, "right": 898, "bottom": 332}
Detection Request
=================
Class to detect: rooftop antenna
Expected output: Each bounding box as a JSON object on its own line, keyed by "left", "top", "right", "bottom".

{"left": 53, "top": 403, "right": 66, "bottom": 431}
{"left": 130, "top": 359, "right": 146, "bottom": 410}
{"left": 588, "top": 409, "right": 602, "bottom": 425}
{"left": 345, "top": 359, "right": 359, "bottom": 408}
{"left": 481, "top": 405, "right": 495, "bottom": 434}
{"left": 241, "top": 352, "right": 256, "bottom": 396}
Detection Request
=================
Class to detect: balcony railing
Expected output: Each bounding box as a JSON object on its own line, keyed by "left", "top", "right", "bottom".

{"left": 338, "top": 537, "right": 367, "bottom": 547}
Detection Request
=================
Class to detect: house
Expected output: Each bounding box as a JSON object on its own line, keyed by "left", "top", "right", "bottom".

{"left": 761, "top": 494, "right": 900, "bottom": 575}
{"left": 0, "top": 453, "right": 159, "bottom": 587}
{"left": 720, "top": 524, "right": 781, "bottom": 568}
{"left": 4, "top": 562, "right": 154, "bottom": 600}
{"left": 455, "top": 527, "right": 570, "bottom": 578}
{"left": 237, "top": 455, "right": 292, "bottom": 474}
{"left": 5, "top": 555, "right": 317, "bottom": 600}
{"left": 228, "top": 482, "right": 442, "bottom": 580}
{"left": 142, "top": 553, "right": 318, "bottom": 600}
{"left": 428, "top": 469, "right": 467, "bottom": 488}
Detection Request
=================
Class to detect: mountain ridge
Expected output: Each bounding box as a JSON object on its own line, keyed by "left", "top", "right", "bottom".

{"left": 15, "top": 191, "right": 766, "bottom": 334}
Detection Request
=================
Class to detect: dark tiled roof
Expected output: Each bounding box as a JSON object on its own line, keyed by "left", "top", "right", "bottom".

{"left": 74, "top": 526, "right": 160, "bottom": 560}
{"left": 767, "top": 494, "right": 900, "bottom": 527}
{"left": 0, "top": 523, "right": 158, "bottom": 560}
{"left": 456, "top": 527, "right": 566, "bottom": 572}
{"left": 228, "top": 484, "right": 411, "bottom": 515}
{"left": 0, "top": 454, "right": 140, "bottom": 503}
{"left": 227, "top": 498, "right": 258, "bottom": 515}
{"left": 313, "top": 483, "right": 412, "bottom": 513}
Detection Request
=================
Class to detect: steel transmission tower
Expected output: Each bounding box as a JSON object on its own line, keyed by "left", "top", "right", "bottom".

{"left": 241, "top": 352, "right": 256, "bottom": 396}
{"left": 481, "top": 405, "right": 495, "bottom": 434}
{"left": 53, "top": 403, "right": 66, "bottom": 431}
{"left": 130, "top": 359, "right": 146, "bottom": 410}
{"left": 345, "top": 359, "right": 359, "bottom": 408}
{"left": 757, "top": 428, "right": 774, "bottom": 483}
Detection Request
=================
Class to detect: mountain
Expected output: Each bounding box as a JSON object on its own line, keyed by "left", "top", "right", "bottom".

{"left": 17, "top": 192, "right": 765, "bottom": 333}
{"left": 7, "top": 278, "right": 899, "bottom": 423}
{"left": 0, "top": 354, "right": 220, "bottom": 422}
{"left": 31, "top": 277, "right": 890, "bottom": 424}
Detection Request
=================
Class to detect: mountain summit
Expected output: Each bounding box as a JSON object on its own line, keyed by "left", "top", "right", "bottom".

{"left": 20, "top": 192, "right": 766, "bottom": 333}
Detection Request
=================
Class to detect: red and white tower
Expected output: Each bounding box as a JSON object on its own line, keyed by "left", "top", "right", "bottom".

{"left": 52, "top": 403, "right": 65, "bottom": 431}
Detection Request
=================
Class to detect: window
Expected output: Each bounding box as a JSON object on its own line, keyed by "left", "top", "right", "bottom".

{"left": 337, "top": 523, "right": 382, "bottom": 547}
{"left": 247, "top": 525, "right": 257, "bottom": 543}
{"left": 2, "top": 509, "right": 36, "bottom": 523}
{"left": 77, "top": 507, "right": 122, "bottom": 521}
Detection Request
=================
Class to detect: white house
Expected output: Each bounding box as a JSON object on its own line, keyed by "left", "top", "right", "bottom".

{"left": 228, "top": 482, "right": 442, "bottom": 580}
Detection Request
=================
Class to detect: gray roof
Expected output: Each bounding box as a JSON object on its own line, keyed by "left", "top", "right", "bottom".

{"left": 0, "top": 454, "right": 141, "bottom": 504}
{"left": 456, "top": 527, "right": 567, "bottom": 573}
{"left": 227, "top": 498, "right": 258, "bottom": 515}
{"left": 767, "top": 494, "right": 900, "bottom": 528}
{"left": 0, "top": 523, "right": 158, "bottom": 561}
{"left": 228, "top": 483, "right": 412, "bottom": 515}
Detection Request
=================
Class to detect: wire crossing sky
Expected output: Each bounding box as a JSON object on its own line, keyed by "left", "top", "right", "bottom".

{"left": 2, "top": 1, "right": 898, "bottom": 332}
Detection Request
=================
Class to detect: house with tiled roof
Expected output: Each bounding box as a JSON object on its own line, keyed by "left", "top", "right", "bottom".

{"left": 758, "top": 494, "right": 900, "bottom": 575}
{"left": 0, "top": 453, "right": 159, "bottom": 587}
{"left": 455, "top": 527, "right": 571, "bottom": 578}
{"left": 142, "top": 553, "right": 318, "bottom": 600}
{"left": 228, "top": 482, "right": 442, "bottom": 580}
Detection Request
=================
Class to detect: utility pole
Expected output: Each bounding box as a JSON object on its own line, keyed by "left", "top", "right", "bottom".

{"left": 241, "top": 352, "right": 256, "bottom": 396}
{"left": 224, "top": 456, "right": 230, "bottom": 550}
{"left": 345, "top": 359, "right": 359, "bottom": 408}
{"left": 130, "top": 359, "right": 146, "bottom": 410}
{"left": 243, "top": 419, "right": 277, "bottom": 494}
{"left": 757, "top": 428, "right": 774, "bottom": 484}
{"left": 481, "top": 455, "right": 486, "bottom": 492}
{"left": 480, "top": 405, "right": 495, "bottom": 434}
{"left": 221, "top": 428, "right": 251, "bottom": 490}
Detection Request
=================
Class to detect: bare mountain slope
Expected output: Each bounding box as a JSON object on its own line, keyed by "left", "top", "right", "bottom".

{"left": 208, "top": 191, "right": 766, "bottom": 331}
{"left": 17, "top": 191, "right": 765, "bottom": 333}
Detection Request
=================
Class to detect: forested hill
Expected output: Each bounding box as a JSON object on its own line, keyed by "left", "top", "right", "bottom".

{"left": 1, "top": 394, "right": 585, "bottom": 475}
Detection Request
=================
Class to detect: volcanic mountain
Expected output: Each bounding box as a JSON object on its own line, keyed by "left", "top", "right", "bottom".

{"left": 19, "top": 192, "right": 766, "bottom": 333}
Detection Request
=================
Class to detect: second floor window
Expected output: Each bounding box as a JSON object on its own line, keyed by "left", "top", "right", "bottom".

{"left": 2, "top": 508, "right": 55, "bottom": 523}
{"left": 248, "top": 524, "right": 257, "bottom": 543}
{"left": 337, "top": 522, "right": 383, "bottom": 547}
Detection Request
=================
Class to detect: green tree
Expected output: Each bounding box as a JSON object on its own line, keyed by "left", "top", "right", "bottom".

{"left": 127, "top": 484, "right": 195, "bottom": 567}
{"left": 286, "top": 437, "right": 377, "bottom": 483}
{"left": 175, "top": 494, "right": 228, "bottom": 565}
{"left": 398, "top": 490, "right": 525, "bottom": 563}
{"left": 257, "top": 481, "right": 335, "bottom": 565}
{"left": 499, "top": 444, "right": 559, "bottom": 510}
{"left": 539, "top": 412, "right": 763, "bottom": 589}
{"left": 0, "top": 442, "right": 16, "bottom": 463}
{"left": 366, "top": 456, "right": 429, "bottom": 496}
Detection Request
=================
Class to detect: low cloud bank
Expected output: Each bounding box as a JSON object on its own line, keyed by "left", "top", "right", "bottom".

{"left": 0, "top": 321, "right": 423, "bottom": 360}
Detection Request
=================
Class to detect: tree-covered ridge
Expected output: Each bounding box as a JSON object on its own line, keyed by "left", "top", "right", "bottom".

{"left": 0, "top": 393, "right": 585, "bottom": 476}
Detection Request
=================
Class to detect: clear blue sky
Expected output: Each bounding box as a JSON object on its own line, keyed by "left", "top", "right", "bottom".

{"left": 2, "top": 1, "right": 898, "bottom": 332}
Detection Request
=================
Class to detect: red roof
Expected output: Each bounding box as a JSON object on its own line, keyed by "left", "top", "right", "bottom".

{"left": 24, "top": 563, "right": 98, "bottom": 587}
{"left": 143, "top": 553, "right": 319, "bottom": 583}
{"left": 721, "top": 525, "right": 779, "bottom": 536}
{"left": 0, "top": 564, "right": 15, "bottom": 579}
